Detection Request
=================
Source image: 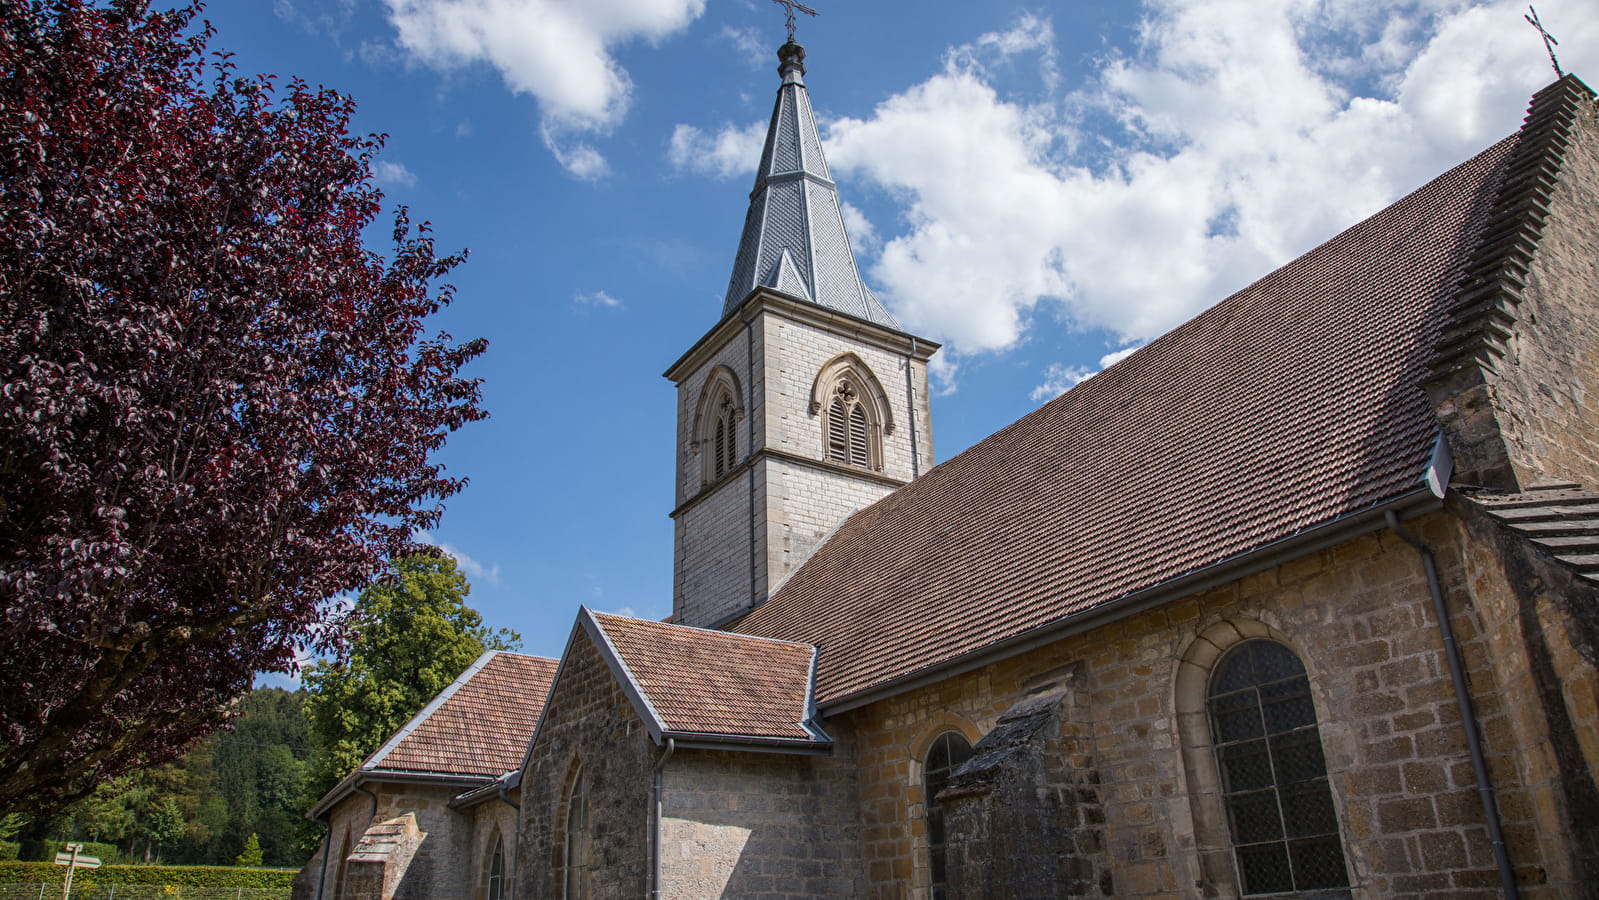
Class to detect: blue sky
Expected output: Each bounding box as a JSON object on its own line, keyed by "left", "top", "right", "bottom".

{"left": 221, "top": 0, "right": 1599, "bottom": 672}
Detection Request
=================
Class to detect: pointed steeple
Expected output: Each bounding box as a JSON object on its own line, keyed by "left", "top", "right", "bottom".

{"left": 722, "top": 41, "right": 899, "bottom": 329}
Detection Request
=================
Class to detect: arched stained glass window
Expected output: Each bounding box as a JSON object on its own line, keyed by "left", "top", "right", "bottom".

{"left": 1208, "top": 640, "right": 1349, "bottom": 895}
{"left": 924, "top": 731, "right": 974, "bottom": 900}
{"left": 564, "top": 769, "right": 591, "bottom": 900}
{"left": 486, "top": 835, "right": 505, "bottom": 900}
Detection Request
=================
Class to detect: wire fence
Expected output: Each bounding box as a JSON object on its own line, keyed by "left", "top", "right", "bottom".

{"left": 0, "top": 886, "right": 290, "bottom": 900}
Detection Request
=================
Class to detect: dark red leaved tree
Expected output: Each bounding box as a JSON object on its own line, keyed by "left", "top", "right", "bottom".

{"left": 0, "top": 0, "right": 487, "bottom": 813}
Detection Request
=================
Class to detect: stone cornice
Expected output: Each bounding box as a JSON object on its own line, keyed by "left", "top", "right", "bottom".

{"left": 664, "top": 288, "right": 939, "bottom": 385}
{"left": 669, "top": 445, "right": 908, "bottom": 520}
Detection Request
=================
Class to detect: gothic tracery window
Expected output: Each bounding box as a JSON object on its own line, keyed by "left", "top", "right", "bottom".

{"left": 694, "top": 368, "right": 743, "bottom": 487}
{"left": 811, "top": 353, "right": 891, "bottom": 471}
{"left": 1208, "top": 640, "right": 1349, "bottom": 895}
{"left": 923, "top": 731, "right": 974, "bottom": 900}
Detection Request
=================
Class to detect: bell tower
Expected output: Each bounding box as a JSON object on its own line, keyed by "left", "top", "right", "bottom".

{"left": 665, "top": 39, "right": 939, "bottom": 628}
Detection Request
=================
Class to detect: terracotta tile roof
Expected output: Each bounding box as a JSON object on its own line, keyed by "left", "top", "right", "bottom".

{"left": 370, "top": 651, "right": 558, "bottom": 778}
{"left": 734, "top": 132, "right": 1523, "bottom": 706}
{"left": 588, "top": 611, "right": 821, "bottom": 742}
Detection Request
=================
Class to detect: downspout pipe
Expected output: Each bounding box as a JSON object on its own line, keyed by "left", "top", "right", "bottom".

{"left": 904, "top": 337, "right": 920, "bottom": 479}
{"left": 649, "top": 738, "right": 677, "bottom": 898}
{"left": 498, "top": 782, "right": 521, "bottom": 900}
{"left": 1385, "top": 511, "right": 1518, "bottom": 899}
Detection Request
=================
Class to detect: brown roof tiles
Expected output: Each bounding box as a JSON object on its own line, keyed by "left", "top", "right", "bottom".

{"left": 587, "top": 610, "right": 821, "bottom": 743}
{"left": 370, "top": 651, "right": 558, "bottom": 778}
{"left": 733, "top": 131, "right": 1523, "bottom": 706}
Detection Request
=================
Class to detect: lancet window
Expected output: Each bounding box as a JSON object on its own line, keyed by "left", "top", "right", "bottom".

{"left": 923, "top": 731, "right": 974, "bottom": 900}
{"left": 563, "top": 767, "right": 591, "bottom": 900}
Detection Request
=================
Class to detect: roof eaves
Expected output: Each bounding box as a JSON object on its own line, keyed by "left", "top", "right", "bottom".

{"left": 362, "top": 648, "right": 501, "bottom": 772}
{"left": 819, "top": 485, "right": 1446, "bottom": 715}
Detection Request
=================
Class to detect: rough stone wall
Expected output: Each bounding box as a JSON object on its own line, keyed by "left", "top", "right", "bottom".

{"left": 1448, "top": 497, "right": 1599, "bottom": 896}
{"left": 518, "top": 632, "right": 655, "bottom": 900}
{"left": 1487, "top": 93, "right": 1599, "bottom": 489}
{"left": 842, "top": 513, "right": 1533, "bottom": 899}
{"left": 940, "top": 688, "right": 1111, "bottom": 898}
{"left": 463, "top": 799, "right": 518, "bottom": 900}
{"left": 297, "top": 781, "right": 473, "bottom": 900}
{"left": 659, "top": 746, "right": 865, "bottom": 899}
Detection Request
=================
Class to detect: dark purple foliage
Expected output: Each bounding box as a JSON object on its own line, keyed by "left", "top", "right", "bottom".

{"left": 0, "top": 0, "right": 487, "bottom": 813}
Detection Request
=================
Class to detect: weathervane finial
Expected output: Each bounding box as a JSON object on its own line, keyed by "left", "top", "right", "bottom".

{"left": 770, "top": 0, "right": 818, "bottom": 44}
{"left": 1524, "top": 6, "right": 1564, "bottom": 79}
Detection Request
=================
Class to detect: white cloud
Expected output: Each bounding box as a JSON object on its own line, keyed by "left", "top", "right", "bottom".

{"left": 372, "top": 160, "right": 417, "bottom": 188}
{"left": 668, "top": 120, "right": 766, "bottom": 178}
{"left": 382, "top": 0, "right": 707, "bottom": 175}
{"left": 575, "top": 289, "right": 624, "bottom": 309}
{"left": 1030, "top": 343, "right": 1147, "bottom": 400}
{"left": 1031, "top": 363, "right": 1096, "bottom": 401}
{"left": 719, "top": 24, "right": 769, "bottom": 68}
{"left": 413, "top": 530, "right": 503, "bottom": 585}
{"left": 804, "top": 1, "right": 1599, "bottom": 381}
{"left": 840, "top": 202, "right": 879, "bottom": 256}
{"left": 611, "top": 605, "right": 637, "bottom": 618}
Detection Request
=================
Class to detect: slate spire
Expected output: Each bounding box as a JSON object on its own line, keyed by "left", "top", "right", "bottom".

{"left": 722, "top": 41, "right": 899, "bottom": 328}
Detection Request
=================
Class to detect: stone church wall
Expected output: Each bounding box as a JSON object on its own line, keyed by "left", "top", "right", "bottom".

{"left": 300, "top": 780, "right": 474, "bottom": 900}
{"left": 461, "top": 798, "right": 518, "bottom": 900}
{"left": 837, "top": 511, "right": 1551, "bottom": 899}
{"left": 1449, "top": 497, "right": 1599, "bottom": 892}
{"left": 1484, "top": 91, "right": 1599, "bottom": 490}
{"left": 658, "top": 745, "right": 865, "bottom": 898}
{"left": 517, "top": 632, "right": 654, "bottom": 900}
{"left": 760, "top": 310, "right": 934, "bottom": 485}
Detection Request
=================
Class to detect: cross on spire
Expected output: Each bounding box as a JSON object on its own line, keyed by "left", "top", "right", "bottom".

{"left": 770, "top": 0, "right": 818, "bottom": 43}
{"left": 1524, "top": 5, "right": 1564, "bottom": 78}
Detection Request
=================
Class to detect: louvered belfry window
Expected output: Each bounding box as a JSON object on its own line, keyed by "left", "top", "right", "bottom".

{"left": 1209, "top": 640, "right": 1350, "bottom": 895}
{"left": 827, "top": 380, "right": 870, "bottom": 467}
{"left": 712, "top": 395, "right": 737, "bottom": 479}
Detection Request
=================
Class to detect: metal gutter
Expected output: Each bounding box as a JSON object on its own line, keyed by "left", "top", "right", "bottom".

{"left": 820, "top": 486, "right": 1444, "bottom": 716}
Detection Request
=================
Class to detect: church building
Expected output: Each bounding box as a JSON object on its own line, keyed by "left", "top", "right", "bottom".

{"left": 296, "top": 34, "right": 1599, "bottom": 900}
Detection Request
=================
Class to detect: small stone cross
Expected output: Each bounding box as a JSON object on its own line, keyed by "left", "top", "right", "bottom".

{"left": 770, "top": 0, "right": 818, "bottom": 43}
{"left": 1524, "top": 6, "right": 1564, "bottom": 79}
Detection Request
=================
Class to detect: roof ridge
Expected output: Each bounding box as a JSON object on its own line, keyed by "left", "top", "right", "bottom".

{"left": 590, "top": 608, "right": 816, "bottom": 650}
{"left": 1428, "top": 74, "right": 1597, "bottom": 380}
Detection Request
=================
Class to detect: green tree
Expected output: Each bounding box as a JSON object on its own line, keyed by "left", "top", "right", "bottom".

{"left": 303, "top": 554, "right": 519, "bottom": 800}
{"left": 235, "top": 832, "right": 263, "bottom": 867}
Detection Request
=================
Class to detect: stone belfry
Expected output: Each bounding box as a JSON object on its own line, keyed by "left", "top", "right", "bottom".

{"left": 664, "top": 37, "right": 939, "bottom": 629}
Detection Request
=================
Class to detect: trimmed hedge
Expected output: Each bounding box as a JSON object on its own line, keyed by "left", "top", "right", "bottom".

{"left": 0, "top": 843, "right": 17, "bottom": 862}
{"left": 0, "top": 862, "right": 295, "bottom": 889}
